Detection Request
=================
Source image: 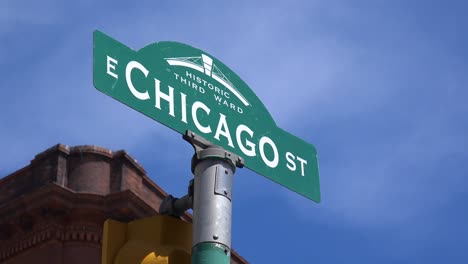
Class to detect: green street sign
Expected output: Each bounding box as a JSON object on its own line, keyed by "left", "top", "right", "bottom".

{"left": 93, "top": 30, "right": 320, "bottom": 202}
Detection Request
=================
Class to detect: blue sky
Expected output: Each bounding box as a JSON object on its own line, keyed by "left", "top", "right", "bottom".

{"left": 1, "top": 0, "right": 467, "bottom": 263}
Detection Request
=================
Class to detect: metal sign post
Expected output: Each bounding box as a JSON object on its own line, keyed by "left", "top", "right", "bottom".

{"left": 183, "top": 131, "right": 243, "bottom": 264}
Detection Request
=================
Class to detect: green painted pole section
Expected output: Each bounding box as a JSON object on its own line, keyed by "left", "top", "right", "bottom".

{"left": 192, "top": 243, "right": 230, "bottom": 264}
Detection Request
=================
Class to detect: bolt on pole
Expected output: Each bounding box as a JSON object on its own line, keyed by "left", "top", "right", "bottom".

{"left": 183, "top": 130, "right": 243, "bottom": 264}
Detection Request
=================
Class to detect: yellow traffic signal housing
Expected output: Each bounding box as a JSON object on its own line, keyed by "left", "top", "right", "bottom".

{"left": 102, "top": 215, "right": 192, "bottom": 264}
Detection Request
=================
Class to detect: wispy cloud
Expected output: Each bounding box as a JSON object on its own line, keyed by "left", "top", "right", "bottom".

{"left": 284, "top": 102, "right": 467, "bottom": 232}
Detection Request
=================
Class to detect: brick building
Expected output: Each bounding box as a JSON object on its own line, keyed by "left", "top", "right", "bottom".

{"left": 0, "top": 144, "right": 247, "bottom": 263}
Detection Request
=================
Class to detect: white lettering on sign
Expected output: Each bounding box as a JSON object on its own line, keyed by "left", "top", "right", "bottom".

{"left": 259, "top": 136, "right": 279, "bottom": 168}
{"left": 154, "top": 78, "right": 175, "bottom": 117}
{"left": 286, "top": 152, "right": 296, "bottom": 171}
{"left": 181, "top": 92, "right": 188, "bottom": 124}
{"left": 236, "top": 124, "right": 256, "bottom": 157}
{"left": 214, "top": 114, "right": 234, "bottom": 147}
{"left": 192, "top": 101, "right": 212, "bottom": 134}
{"left": 286, "top": 152, "right": 308, "bottom": 176}
{"left": 174, "top": 71, "right": 244, "bottom": 115}
{"left": 126, "top": 61, "right": 150, "bottom": 100}
{"left": 106, "top": 56, "right": 118, "bottom": 79}
{"left": 296, "top": 156, "right": 308, "bottom": 177}
{"left": 104, "top": 58, "right": 309, "bottom": 177}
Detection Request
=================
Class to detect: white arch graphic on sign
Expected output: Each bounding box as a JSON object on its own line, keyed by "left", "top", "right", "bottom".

{"left": 165, "top": 55, "right": 250, "bottom": 107}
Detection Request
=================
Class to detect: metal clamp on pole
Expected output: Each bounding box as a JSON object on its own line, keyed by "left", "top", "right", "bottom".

{"left": 183, "top": 130, "right": 244, "bottom": 170}
{"left": 183, "top": 130, "right": 244, "bottom": 264}
{"left": 159, "top": 179, "right": 194, "bottom": 217}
